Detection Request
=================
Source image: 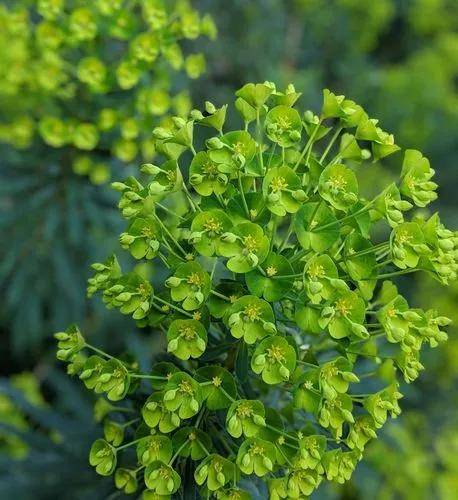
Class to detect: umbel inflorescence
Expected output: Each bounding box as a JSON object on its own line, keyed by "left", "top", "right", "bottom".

{"left": 56, "top": 82, "right": 457, "bottom": 499}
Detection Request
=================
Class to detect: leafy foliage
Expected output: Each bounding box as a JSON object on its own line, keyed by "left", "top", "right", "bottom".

{"left": 0, "top": 0, "right": 215, "bottom": 352}
{"left": 56, "top": 83, "right": 456, "bottom": 498}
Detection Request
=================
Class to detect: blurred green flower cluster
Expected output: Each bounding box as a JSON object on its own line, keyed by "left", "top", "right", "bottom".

{"left": 56, "top": 82, "right": 455, "bottom": 498}
{"left": 364, "top": 415, "right": 458, "bottom": 500}
{"left": 0, "top": 0, "right": 216, "bottom": 184}
{"left": 0, "top": 373, "right": 46, "bottom": 459}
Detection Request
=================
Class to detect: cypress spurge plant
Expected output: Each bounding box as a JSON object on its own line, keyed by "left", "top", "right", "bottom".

{"left": 56, "top": 83, "right": 457, "bottom": 498}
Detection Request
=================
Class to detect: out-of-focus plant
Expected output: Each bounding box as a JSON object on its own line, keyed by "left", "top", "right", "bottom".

{"left": 56, "top": 83, "right": 456, "bottom": 498}
{"left": 0, "top": 0, "right": 216, "bottom": 353}
{"left": 0, "top": 0, "right": 216, "bottom": 182}
{"left": 0, "top": 371, "right": 112, "bottom": 499}
{"left": 360, "top": 415, "right": 458, "bottom": 500}
{"left": 0, "top": 373, "right": 45, "bottom": 459}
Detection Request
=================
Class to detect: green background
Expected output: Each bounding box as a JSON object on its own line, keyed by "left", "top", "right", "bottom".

{"left": 0, "top": 1, "right": 457, "bottom": 498}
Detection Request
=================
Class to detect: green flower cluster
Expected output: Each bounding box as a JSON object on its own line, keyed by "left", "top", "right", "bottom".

{"left": 0, "top": 0, "right": 215, "bottom": 183}
{"left": 57, "top": 83, "right": 455, "bottom": 498}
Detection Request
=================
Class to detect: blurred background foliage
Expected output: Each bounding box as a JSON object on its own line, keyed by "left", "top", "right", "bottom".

{"left": 0, "top": 0, "right": 456, "bottom": 498}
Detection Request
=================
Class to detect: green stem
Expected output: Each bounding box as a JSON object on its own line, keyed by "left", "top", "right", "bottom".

{"left": 210, "top": 289, "right": 231, "bottom": 301}
{"left": 256, "top": 109, "right": 265, "bottom": 173}
{"left": 197, "top": 439, "right": 211, "bottom": 457}
{"left": 306, "top": 199, "right": 323, "bottom": 231}
{"left": 293, "top": 118, "right": 323, "bottom": 171}
{"left": 169, "top": 439, "right": 189, "bottom": 465}
{"left": 153, "top": 296, "right": 194, "bottom": 318}
{"left": 154, "top": 214, "right": 187, "bottom": 257}
{"left": 121, "top": 418, "right": 140, "bottom": 428}
{"left": 264, "top": 424, "right": 299, "bottom": 443}
{"left": 319, "top": 126, "right": 342, "bottom": 164}
{"left": 182, "top": 181, "right": 199, "bottom": 212}
{"left": 297, "top": 360, "right": 319, "bottom": 368}
{"left": 344, "top": 242, "right": 389, "bottom": 259}
{"left": 315, "top": 199, "right": 376, "bottom": 232}
{"left": 158, "top": 252, "right": 172, "bottom": 269}
{"left": 290, "top": 248, "right": 309, "bottom": 264}
{"left": 271, "top": 273, "right": 303, "bottom": 280}
{"left": 270, "top": 216, "right": 279, "bottom": 252}
{"left": 130, "top": 373, "right": 168, "bottom": 381}
{"left": 219, "top": 386, "right": 236, "bottom": 403}
{"left": 161, "top": 239, "right": 185, "bottom": 262}
{"left": 155, "top": 202, "right": 185, "bottom": 220}
{"left": 278, "top": 217, "right": 295, "bottom": 252}
{"left": 238, "top": 172, "right": 250, "bottom": 217}
{"left": 375, "top": 268, "right": 422, "bottom": 280}
{"left": 85, "top": 344, "right": 114, "bottom": 360}
{"left": 256, "top": 265, "right": 267, "bottom": 277}
{"left": 116, "top": 437, "right": 144, "bottom": 452}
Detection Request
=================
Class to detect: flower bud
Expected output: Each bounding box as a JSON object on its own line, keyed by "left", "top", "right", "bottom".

{"left": 341, "top": 371, "right": 360, "bottom": 383}
{"left": 164, "top": 389, "right": 177, "bottom": 401}
{"left": 152, "top": 127, "right": 173, "bottom": 140}
{"left": 119, "top": 234, "right": 135, "bottom": 246}
{"left": 205, "top": 101, "right": 217, "bottom": 114}
{"left": 196, "top": 465, "right": 208, "bottom": 483}
{"left": 388, "top": 209, "right": 403, "bottom": 223}
{"left": 111, "top": 182, "right": 128, "bottom": 191}
{"left": 263, "top": 322, "right": 277, "bottom": 334}
{"left": 165, "top": 276, "right": 182, "bottom": 288}
{"left": 217, "top": 472, "right": 226, "bottom": 485}
{"left": 146, "top": 402, "right": 157, "bottom": 411}
{"left": 171, "top": 413, "right": 180, "bottom": 427}
{"left": 402, "top": 311, "right": 422, "bottom": 322}
{"left": 172, "top": 117, "right": 186, "bottom": 129}
{"left": 254, "top": 354, "right": 266, "bottom": 366}
{"left": 149, "top": 240, "right": 160, "bottom": 252}
{"left": 253, "top": 414, "right": 266, "bottom": 426}
{"left": 167, "top": 339, "right": 178, "bottom": 353}
{"left": 263, "top": 456, "right": 273, "bottom": 471}
{"left": 149, "top": 181, "right": 166, "bottom": 195}
{"left": 268, "top": 192, "right": 281, "bottom": 203}
{"left": 393, "top": 200, "right": 413, "bottom": 211}
{"left": 206, "top": 137, "right": 225, "bottom": 150}
{"left": 351, "top": 323, "right": 369, "bottom": 338}
{"left": 190, "top": 398, "right": 199, "bottom": 413}
{"left": 242, "top": 453, "right": 251, "bottom": 467}
{"left": 292, "top": 189, "right": 307, "bottom": 202}
{"left": 342, "top": 409, "right": 355, "bottom": 423}
{"left": 141, "top": 163, "right": 161, "bottom": 175}
{"left": 116, "top": 292, "right": 132, "bottom": 302}
{"left": 247, "top": 253, "right": 259, "bottom": 267}
{"left": 279, "top": 365, "right": 290, "bottom": 380}
{"left": 227, "top": 415, "right": 241, "bottom": 435}
{"left": 221, "top": 232, "right": 238, "bottom": 243}
{"left": 190, "top": 174, "right": 203, "bottom": 185}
